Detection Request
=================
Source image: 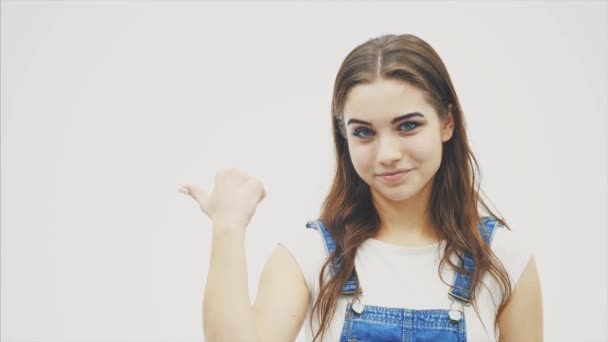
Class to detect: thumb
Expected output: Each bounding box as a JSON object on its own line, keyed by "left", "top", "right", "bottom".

{"left": 178, "top": 184, "right": 211, "bottom": 216}
{"left": 260, "top": 187, "right": 267, "bottom": 201}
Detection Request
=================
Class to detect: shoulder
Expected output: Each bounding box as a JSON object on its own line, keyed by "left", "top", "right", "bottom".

{"left": 489, "top": 221, "right": 535, "bottom": 290}
{"left": 277, "top": 221, "right": 329, "bottom": 294}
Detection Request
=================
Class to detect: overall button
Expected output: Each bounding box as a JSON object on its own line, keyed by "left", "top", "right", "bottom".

{"left": 448, "top": 296, "right": 464, "bottom": 323}
{"left": 352, "top": 302, "right": 364, "bottom": 315}
{"left": 448, "top": 309, "right": 462, "bottom": 322}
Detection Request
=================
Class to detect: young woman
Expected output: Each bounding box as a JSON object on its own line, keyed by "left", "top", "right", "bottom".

{"left": 179, "top": 33, "right": 543, "bottom": 341}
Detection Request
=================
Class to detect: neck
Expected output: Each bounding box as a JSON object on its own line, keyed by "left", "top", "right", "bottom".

{"left": 371, "top": 179, "right": 441, "bottom": 247}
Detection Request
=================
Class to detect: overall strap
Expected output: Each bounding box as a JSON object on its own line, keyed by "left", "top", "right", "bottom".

{"left": 448, "top": 216, "right": 499, "bottom": 305}
{"left": 305, "top": 219, "right": 360, "bottom": 295}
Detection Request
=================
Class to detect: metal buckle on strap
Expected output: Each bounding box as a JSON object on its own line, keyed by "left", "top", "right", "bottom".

{"left": 341, "top": 288, "right": 363, "bottom": 295}
{"left": 448, "top": 296, "right": 465, "bottom": 323}
{"left": 448, "top": 291, "right": 472, "bottom": 306}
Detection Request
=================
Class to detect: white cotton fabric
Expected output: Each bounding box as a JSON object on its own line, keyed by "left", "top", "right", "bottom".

{"left": 279, "top": 222, "right": 533, "bottom": 342}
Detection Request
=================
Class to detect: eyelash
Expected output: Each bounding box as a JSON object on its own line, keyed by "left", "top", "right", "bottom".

{"left": 352, "top": 122, "right": 421, "bottom": 138}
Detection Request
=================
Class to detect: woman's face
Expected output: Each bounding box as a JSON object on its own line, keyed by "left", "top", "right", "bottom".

{"left": 342, "top": 78, "right": 454, "bottom": 203}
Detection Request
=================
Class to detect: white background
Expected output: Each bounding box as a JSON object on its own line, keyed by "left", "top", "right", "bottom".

{"left": 1, "top": 1, "right": 607, "bottom": 341}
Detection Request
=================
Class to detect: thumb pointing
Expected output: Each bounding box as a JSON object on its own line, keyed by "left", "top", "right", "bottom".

{"left": 179, "top": 184, "right": 211, "bottom": 217}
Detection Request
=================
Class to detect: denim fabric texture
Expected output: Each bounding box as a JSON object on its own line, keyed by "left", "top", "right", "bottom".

{"left": 305, "top": 217, "right": 498, "bottom": 342}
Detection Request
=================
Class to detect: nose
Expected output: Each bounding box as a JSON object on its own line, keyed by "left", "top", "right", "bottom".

{"left": 376, "top": 134, "right": 402, "bottom": 166}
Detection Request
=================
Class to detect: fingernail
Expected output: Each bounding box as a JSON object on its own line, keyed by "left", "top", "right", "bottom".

{"left": 178, "top": 186, "right": 189, "bottom": 194}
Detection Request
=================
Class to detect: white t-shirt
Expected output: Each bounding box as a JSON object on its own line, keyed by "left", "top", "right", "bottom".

{"left": 279, "top": 222, "right": 533, "bottom": 342}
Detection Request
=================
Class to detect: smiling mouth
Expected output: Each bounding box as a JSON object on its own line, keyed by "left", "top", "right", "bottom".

{"left": 377, "top": 169, "right": 411, "bottom": 176}
{"left": 377, "top": 169, "right": 411, "bottom": 183}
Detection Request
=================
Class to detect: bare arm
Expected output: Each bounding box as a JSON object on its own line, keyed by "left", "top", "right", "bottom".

{"left": 181, "top": 168, "right": 309, "bottom": 342}
{"left": 203, "top": 230, "right": 310, "bottom": 342}
{"left": 203, "top": 227, "right": 258, "bottom": 341}
{"left": 497, "top": 256, "right": 544, "bottom": 342}
{"left": 253, "top": 244, "right": 310, "bottom": 341}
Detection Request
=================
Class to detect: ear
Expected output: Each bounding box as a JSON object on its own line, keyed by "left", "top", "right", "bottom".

{"left": 441, "top": 105, "right": 455, "bottom": 143}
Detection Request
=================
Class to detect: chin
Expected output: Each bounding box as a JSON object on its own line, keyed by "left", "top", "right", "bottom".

{"left": 373, "top": 185, "right": 419, "bottom": 202}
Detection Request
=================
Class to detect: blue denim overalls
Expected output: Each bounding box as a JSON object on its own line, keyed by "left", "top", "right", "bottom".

{"left": 305, "top": 217, "right": 499, "bottom": 342}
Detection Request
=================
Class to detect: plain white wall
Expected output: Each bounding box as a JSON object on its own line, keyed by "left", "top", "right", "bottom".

{"left": 1, "top": 1, "right": 606, "bottom": 341}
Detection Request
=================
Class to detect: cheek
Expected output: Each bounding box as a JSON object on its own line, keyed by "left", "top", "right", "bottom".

{"left": 348, "top": 144, "right": 374, "bottom": 174}
{"left": 406, "top": 133, "right": 443, "bottom": 164}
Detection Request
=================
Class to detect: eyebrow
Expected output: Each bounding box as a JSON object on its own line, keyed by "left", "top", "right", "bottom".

{"left": 346, "top": 112, "right": 424, "bottom": 126}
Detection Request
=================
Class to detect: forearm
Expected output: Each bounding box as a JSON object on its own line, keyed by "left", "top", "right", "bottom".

{"left": 203, "top": 226, "right": 259, "bottom": 342}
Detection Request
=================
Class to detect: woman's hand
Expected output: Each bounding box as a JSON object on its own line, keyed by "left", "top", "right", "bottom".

{"left": 179, "top": 168, "right": 267, "bottom": 231}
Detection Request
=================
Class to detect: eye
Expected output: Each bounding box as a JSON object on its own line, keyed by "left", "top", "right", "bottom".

{"left": 352, "top": 127, "right": 374, "bottom": 138}
{"left": 399, "top": 121, "right": 421, "bottom": 132}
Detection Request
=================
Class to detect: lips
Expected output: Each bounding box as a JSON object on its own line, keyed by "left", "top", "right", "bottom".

{"left": 378, "top": 169, "right": 410, "bottom": 176}
{"left": 378, "top": 169, "right": 411, "bottom": 183}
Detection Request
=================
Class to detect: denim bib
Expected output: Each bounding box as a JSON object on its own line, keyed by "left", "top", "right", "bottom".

{"left": 305, "top": 217, "right": 498, "bottom": 342}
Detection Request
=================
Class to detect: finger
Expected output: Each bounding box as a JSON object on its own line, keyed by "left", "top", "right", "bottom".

{"left": 180, "top": 184, "right": 211, "bottom": 215}
{"left": 260, "top": 186, "right": 267, "bottom": 201}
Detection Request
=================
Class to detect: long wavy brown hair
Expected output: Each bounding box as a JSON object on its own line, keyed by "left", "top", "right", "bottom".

{"left": 310, "top": 33, "right": 513, "bottom": 341}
